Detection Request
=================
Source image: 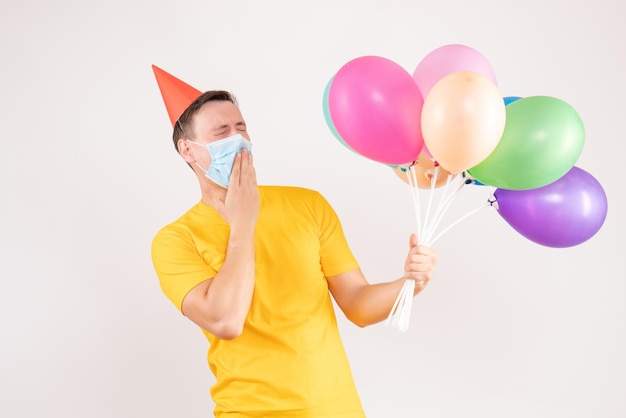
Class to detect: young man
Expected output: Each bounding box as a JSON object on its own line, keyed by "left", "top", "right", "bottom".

{"left": 151, "top": 66, "right": 437, "bottom": 417}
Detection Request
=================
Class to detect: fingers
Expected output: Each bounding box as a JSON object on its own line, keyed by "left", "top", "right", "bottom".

{"left": 405, "top": 257, "right": 435, "bottom": 272}
{"left": 241, "top": 149, "right": 257, "bottom": 185}
{"left": 412, "top": 276, "right": 430, "bottom": 294}
{"left": 404, "top": 269, "right": 433, "bottom": 292}
{"left": 229, "top": 149, "right": 256, "bottom": 188}
{"left": 416, "top": 245, "right": 437, "bottom": 260}
{"left": 408, "top": 233, "right": 418, "bottom": 248}
{"left": 220, "top": 148, "right": 259, "bottom": 229}
{"left": 404, "top": 244, "right": 437, "bottom": 284}
{"left": 229, "top": 151, "right": 242, "bottom": 187}
{"left": 404, "top": 265, "right": 435, "bottom": 282}
{"left": 405, "top": 251, "right": 437, "bottom": 270}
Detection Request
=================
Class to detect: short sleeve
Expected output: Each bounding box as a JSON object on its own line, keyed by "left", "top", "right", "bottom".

{"left": 151, "top": 225, "right": 217, "bottom": 313}
{"left": 313, "top": 192, "right": 360, "bottom": 277}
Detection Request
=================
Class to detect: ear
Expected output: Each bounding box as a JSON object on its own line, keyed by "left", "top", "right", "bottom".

{"left": 177, "top": 138, "right": 196, "bottom": 164}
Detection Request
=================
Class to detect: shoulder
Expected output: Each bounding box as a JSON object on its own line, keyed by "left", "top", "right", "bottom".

{"left": 152, "top": 201, "right": 220, "bottom": 245}
{"left": 260, "top": 185, "right": 319, "bottom": 195}
{"left": 259, "top": 186, "right": 338, "bottom": 223}
{"left": 260, "top": 185, "right": 333, "bottom": 209}
{"left": 260, "top": 185, "right": 326, "bottom": 202}
{"left": 152, "top": 217, "right": 192, "bottom": 254}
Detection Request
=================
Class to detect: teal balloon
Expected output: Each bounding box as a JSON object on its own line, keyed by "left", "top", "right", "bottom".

{"left": 323, "top": 76, "right": 354, "bottom": 152}
{"left": 468, "top": 96, "right": 585, "bottom": 190}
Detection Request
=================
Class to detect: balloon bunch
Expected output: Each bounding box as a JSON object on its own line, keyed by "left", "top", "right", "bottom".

{"left": 323, "top": 44, "right": 608, "bottom": 332}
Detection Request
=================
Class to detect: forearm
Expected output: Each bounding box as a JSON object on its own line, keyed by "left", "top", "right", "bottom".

{"left": 346, "top": 278, "right": 408, "bottom": 327}
{"left": 200, "top": 230, "right": 256, "bottom": 336}
{"left": 182, "top": 227, "right": 255, "bottom": 340}
{"left": 348, "top": 238, "right": 437, "bottom": 327}
{"left": 329, "top": 237, "right": 437, "bottom": 328}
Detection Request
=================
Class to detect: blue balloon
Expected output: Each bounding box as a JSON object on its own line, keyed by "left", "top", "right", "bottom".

{"left": 462, "top": 171, "right": 485, "bottom": 186}
{"left": 503, "top": 96, "right": 522, "bottom": 106}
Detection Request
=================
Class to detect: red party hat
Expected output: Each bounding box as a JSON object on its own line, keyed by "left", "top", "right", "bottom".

{"left": 152, "top": 65, "right": 202, "bottom": 126}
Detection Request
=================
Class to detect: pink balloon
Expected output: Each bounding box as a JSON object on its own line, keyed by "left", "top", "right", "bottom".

{"left": 329, "top": 56, "right": 424, "bottom": 165}
{"left": 413, "top": 44, "right": 497, "bottom": 97}
{"left": 421, "top": 143, "right": 433, "bottom": 159}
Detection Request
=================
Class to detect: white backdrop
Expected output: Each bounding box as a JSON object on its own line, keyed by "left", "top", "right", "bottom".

{"left": 1, "top": 1, "right": 624, "bottom": 417}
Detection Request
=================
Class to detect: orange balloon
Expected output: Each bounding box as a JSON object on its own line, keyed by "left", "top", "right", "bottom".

{"left": 421, "top": 71, "right": 506, "bottom": 173}
{"left": 392, "top": 152, "right": 456, "bottom": 188}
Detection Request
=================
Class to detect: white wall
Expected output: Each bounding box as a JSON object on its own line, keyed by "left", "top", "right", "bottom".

{"left": 1, "top": 1, "right": 624, "bottom": 417}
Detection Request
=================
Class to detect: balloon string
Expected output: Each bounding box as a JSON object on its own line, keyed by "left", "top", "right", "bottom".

{"left": 408, "top": 165, "right": 422, "bottom": 238}
{"left": 386, "top": 165, "right": 421, "bottom": 331}
{"left": 424, "top": 172, "right": 454, "bottom": 244}
{"left": 423, "top": 177, "right": 468, "bottom": 244}
{"left": 429, "top": 202, "right": 490, "bottom": 246}
{"left": 421, "top": 166, "right": 444, "bottom": 245}
{"left": 388, "top": 167, "right": 479, "bottom": 332}
{"left": 420, "top": 172, "right": 459, "bottom": 245}
{"left": 387, "top": 163, "right": 439, "bottom": 331}
{"left": 421, "top": 165, "right": 438, "bottom": 242}
{"left": 397, "top": 280, "right": 414, "bottom": 331}
{"left": 385, "top": 279, "right": 415, "bottom": 331}
{"left": 407, "top": 164, "right": 422, "bottom": 238}
{"left": 385, "top": 289, "right": 402, "bottom": 327}
{"left": 436, "top": 171, "right": 456, "bottom": 218}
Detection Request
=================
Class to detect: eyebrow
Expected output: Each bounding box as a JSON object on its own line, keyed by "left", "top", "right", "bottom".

{"left": 211, "top": 121, "right": 247, "bottom": 132}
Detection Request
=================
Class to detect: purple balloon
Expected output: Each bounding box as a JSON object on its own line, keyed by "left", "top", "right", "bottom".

{"left": 494, "top": 166, "right": 608, "bottom": 248}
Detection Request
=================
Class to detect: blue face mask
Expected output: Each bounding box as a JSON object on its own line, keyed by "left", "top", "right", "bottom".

{"left": 187, "top": 134, "right": 252, "bottom": 188}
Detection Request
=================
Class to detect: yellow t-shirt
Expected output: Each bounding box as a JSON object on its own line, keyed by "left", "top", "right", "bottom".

{"left": 152, "top": 186, "right": 365, "bottom": 417}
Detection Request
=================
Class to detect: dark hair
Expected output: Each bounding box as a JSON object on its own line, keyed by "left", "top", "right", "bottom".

{"left": 172, "top": 90, "right": 238, "bottom": 152}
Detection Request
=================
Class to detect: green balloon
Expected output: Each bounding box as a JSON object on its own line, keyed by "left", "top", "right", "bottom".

{"left": 468, "top": 96, "right": 585, "bottom": 190}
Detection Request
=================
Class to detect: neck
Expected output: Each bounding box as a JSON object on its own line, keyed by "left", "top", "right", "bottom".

{"left": 197, "top": 175, "right": 227, "bottom": 207}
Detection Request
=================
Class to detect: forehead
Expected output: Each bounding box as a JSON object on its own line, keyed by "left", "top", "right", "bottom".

{"left": 194, "top": 100, "right": 244, "bottom": 128}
